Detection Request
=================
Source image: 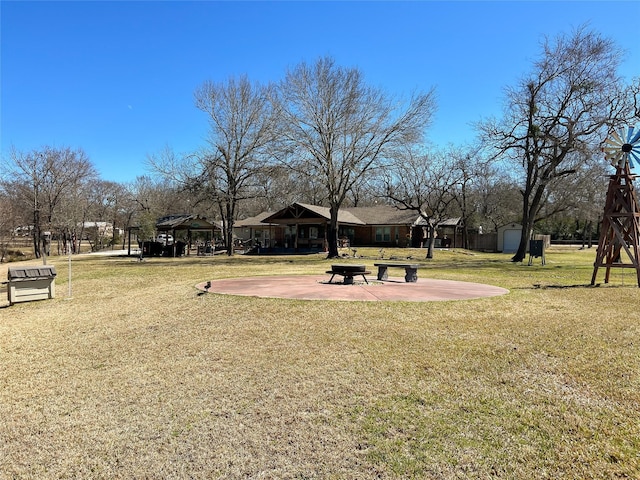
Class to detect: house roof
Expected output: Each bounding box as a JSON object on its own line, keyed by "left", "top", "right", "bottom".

{"left": 240, "top": 204, "right": 462, "bottom": 228}
{"left": 344, "top": 205, "right": 418, "bottom": 225}
{"left": 235, "top": 211, "right": 277, "bottom": 227}
{"left": 263, "top": 202, "right": 365, "bottom": 225}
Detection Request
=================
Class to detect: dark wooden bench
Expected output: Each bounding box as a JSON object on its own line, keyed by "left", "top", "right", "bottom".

{"left": 373, "top": 263, "right": 421, "bottom": 282}
{"left": 326, "top": 264, "right": 370, "bottom": 284}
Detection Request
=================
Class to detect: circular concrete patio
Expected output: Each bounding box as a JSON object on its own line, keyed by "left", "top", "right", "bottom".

{"left": 196, "top": 275, "right": 509, "bottom": 302}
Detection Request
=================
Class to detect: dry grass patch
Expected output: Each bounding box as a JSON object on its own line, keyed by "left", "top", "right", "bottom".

{"left": 1, "top": 248, "right": 639, "bottom": 478}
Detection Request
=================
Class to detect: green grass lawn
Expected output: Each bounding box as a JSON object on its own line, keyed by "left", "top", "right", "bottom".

{"left": 1, "top": 247, "right": 638, "bottom": 479}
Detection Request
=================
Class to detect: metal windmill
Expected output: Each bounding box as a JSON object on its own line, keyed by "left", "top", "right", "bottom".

{"left": 591, "top": 125, "right": 640, "bottom": 287}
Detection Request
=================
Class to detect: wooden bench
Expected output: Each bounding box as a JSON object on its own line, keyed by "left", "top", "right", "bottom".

{"left": 373, "top": 263, "right": 420, "bottom": 282}
{"left": 326, "top": 264, "right": 370, "bottom": 285}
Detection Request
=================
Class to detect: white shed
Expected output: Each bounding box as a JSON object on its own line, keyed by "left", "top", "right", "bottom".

{"left": 497, "top": 223, "right": 523, "bottom": 253}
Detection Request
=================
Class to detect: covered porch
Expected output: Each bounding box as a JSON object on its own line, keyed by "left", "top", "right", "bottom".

{"left": 261, "top": 202, "right": 365, "bottom": 254}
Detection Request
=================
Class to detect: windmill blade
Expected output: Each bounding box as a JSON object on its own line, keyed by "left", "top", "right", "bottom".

{"left": 610, "top": 129, "right": 624, "bottom": 144}
{"left": 628, "top": 126, "right": 640, "bottom": 145}
{"left": 629, "top": 147, "right": 640, "bottom": 168}
{"left": 626, "top": 126, "right": 635, "bottom": 143}
{"left": 628, "top": 126, "right": 640, "bottom": 168}
{"left": 603, "top": 143, "right": 620, "bottom": 153}
{"left": 603, "top": 125, "right": 640, "bottom": 170}
{"left": 604, "top": 132, "right": 623, "bottom": 149}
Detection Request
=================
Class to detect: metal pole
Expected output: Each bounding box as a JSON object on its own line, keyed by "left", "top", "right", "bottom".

{"left": 68, "top": 240, "right": 72, "bottom": 299}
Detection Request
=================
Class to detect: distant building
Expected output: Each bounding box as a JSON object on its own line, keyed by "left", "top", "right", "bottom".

{"left": 497, "top": 223, "right": 523, "bottom": 253}
{"left": 79, "top": 221, "right": 122, "bottom": 238}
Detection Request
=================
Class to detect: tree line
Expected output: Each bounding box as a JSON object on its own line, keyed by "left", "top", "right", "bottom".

{"left": 2, "top": 26, "right": 638, "bottom": 261}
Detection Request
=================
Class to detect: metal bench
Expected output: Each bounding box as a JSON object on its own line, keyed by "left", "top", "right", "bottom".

{"left": 373, "top": 263, "right": 420, "bottom": 282}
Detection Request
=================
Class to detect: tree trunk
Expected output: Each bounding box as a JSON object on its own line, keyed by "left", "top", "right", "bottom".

{"left": 32, "top": 231, "right": 41, "bottom": 258}
{"left": 512, "top": 223, "right": 530, "bottom": 262}
{"left": 425, "top": 224, "right": 436, "bottom": 259}
{"left": 326, "top": 205, "right": 340, "bottom": 258}
{"left": 512, "top": 179, "right": 544, "bottom": 262}
{"left": 462, "top": 224, "right": 469, "bottom": 250}
{"left": 223, "top": 202, "right": 235, "bottom": 257}
{"left": 32, "top": 211, "right": 42, "bottom": 259}
{"left": 225, "top": 219, "right": 235, "bottom": 257}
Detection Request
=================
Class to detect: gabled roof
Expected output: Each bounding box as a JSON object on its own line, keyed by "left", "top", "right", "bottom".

{"left": 294, "top": 203, "right": 365, "bottom": 225}
{"left": 263, "top": 202, "right": 365, "bottom": 225}
{"left": 156, "top": 215, "right": 219, "bottom": 231}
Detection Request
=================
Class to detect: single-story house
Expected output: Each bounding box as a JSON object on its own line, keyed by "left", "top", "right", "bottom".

{"left": 233, "top": 202, "right": 465, "bottom": 253}
{"left": 342, "top": 205, "right": 418, "bottom": 248}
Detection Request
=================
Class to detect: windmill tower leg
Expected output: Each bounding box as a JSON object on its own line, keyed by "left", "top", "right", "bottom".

{"left": 591, "top": 163, "right": 640, "bottom": 287}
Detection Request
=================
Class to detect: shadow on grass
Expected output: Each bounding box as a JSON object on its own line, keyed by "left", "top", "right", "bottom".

{"left": 515, "top": 283, "right": 637, "bottom": 289}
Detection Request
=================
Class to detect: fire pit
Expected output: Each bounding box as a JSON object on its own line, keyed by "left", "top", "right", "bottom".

{"left": 326, "top": 264, "right": 370, "bottom": 284}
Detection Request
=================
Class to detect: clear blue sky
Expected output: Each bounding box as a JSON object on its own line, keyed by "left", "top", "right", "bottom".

{"left": 2, "top": 1, "right": 638, "bottom": 183}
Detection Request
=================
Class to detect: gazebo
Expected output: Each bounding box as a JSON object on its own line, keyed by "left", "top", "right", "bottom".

{"left": 156, "top": 215, "right": 220, "bottom": 256}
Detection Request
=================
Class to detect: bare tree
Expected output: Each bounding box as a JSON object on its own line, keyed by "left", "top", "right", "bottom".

{"left": 384, "top": 148, "right": 462, "bottom": 259}
{"left": 630, "top": 77, "right": 640, "bottom": 119}
{"left": 279, "top": 56, "right": 436, "bottom": 258}
{"left": 55, "top": 177, "right": 93, "bottom": 254}
{"left": 126, "top": 174, "right": 193, "bottom": 243}
{"left": 0, "top": 189, "right": 20, "bottom": 262}
{"left": 151, "top": 76, "right": 279, "bottom": 255}
{"left": 537, "top": 156, "right": 609, "bottom": 247}
{"left": 448, "top": 146, "right": 494, "bottom": 249}
{"left": 474, "top": 175, "right": 522, "bottom": 233}
{"left": 5, "top": 146, "right": 97, "bottom": 258}
{"left": 76, "top": 180, "right": 131, "bottom": 252}
{"left": 241, "top": 164, "right": 321, "bottom": 215}
{"left": 479, "top": 27, "right": 632, "bottom": 262}
{"left": 574, "top": 159, "right": 615, "bottom": 247}
{"left": 193, "top": 76, "right": 279, "bottom": 254}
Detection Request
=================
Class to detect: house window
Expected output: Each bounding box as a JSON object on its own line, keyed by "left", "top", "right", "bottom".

{"left": 309, "top": 227, "right": 318, "bottom": 239}
{"left": 375, "top": 226, "right": 391, "bottom": 242}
